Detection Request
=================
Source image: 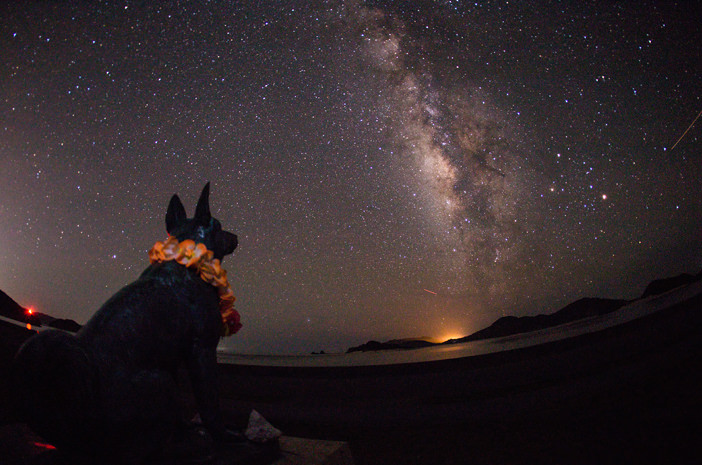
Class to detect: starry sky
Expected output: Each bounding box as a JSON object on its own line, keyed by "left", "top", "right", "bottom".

{"left": 1, "top": 1, "right": 700, "bottom": 354}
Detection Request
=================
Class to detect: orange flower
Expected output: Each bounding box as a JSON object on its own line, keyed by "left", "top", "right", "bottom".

{"left": 183, "top": 243, "right": 208, "bottom": 268}
{"left": 148, "top": 242, "right": 166, "bottom": 262}
{"left": 218, "top": 286, "right": 234, "bottom": 298}
{"left": 219, "top": 288, "right": 236, "bottom": 305}
{"left": 174, "top": 240, "right": 195, "bottom": 266}
{"left": 199, "top": 261, "right": 220, "bottom": 283}
{"left": 162, "top": 236, "right": 180, "bottom": 256}
{"left": 213, "top": 269, "right": 228, "bottom": 288}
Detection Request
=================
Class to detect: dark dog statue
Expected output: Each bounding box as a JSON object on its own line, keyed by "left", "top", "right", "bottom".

{"left": 12, "top": 183, "right": 239, "bottom": 462}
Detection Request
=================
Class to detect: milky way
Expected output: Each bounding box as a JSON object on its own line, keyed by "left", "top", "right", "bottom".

{"left": 1, "top": 1, "right": 700, "bottom": 353}
{"left": 349, "top": 2, "right": 539, "bottom": 304}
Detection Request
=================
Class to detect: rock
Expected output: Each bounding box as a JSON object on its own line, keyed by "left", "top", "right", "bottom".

{"left": 245, "top": 410, "right": 282, "bottom": 444}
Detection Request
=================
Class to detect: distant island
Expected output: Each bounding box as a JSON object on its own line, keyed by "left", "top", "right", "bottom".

{"left": 346, "top": 270, "right": 702, "bottom": 353}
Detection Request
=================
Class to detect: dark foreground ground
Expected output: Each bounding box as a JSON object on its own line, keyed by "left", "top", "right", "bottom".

{"left": 344, "top": 379, "right": 700, "bottom": 465}
{"left": 2, "top": 373, "right": 698, "bottom": 465}
{"left": 2, "top": 288, "right": 701, "bottom": 464}
{"left": 247, "top": 352, "right": 700, "bottom": 465}
{"left": 216, "top": 288, "right": 702, "bottom": 464}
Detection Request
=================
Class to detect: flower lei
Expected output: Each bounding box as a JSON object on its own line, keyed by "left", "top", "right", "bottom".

{"left": 148, "top": 236, "right": 241, "bottom": 337}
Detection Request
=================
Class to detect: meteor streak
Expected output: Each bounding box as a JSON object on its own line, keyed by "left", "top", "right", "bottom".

{"left": 423, "top": 289, "right": 437, "bottom": 295}
{"left": 669, "top": 108, "right": 702, "bottom": 151}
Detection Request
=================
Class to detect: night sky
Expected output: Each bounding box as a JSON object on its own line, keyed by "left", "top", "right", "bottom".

{"left": 1, "top": 1, "right": 700, "bottom": 354}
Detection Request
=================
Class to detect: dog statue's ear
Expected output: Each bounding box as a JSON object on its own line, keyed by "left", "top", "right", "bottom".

{"left": 166, "top": 194, "right": 187, "bottom": 234}
{"left": 194, "top": 182, "right": 212, "bottom": 226}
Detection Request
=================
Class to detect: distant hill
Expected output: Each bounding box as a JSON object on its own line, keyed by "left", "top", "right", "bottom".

{"left": 450, "top": 297, "right": 628, "bottom": 344}
{"left": 641, "top": 272, "right": 701, "bottom": 299}
{"left": 0, "top": 289, "right": 81, "bottom": 332}
{"left": 0, "top": 289, "right": 27, "bottom": 322}
{"left": 346, "top": 269, "right": 702, "bottom": 353}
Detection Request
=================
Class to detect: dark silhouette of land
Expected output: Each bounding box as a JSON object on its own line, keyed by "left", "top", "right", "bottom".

{"left": 3, "top": 270, "right": 700, "bottom": 357}
{"left": 0, "top": 290, "right": 81, "bottom": 333}
{"left": 0, "top": 290, "right": 27, "bottom": 323}
{"left": 347, "top": 270, "right": 702, "bottom": 353}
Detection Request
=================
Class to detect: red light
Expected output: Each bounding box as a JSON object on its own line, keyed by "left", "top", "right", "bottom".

{"left": 33, "top": 442, "right": 56, "bottom": 450}
{"left": 27, "top": 307, "right": 34, "bottom": 315}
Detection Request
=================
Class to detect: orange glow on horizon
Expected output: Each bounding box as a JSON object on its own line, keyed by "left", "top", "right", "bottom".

{"left": 433, "top": 331, "right": 467, "bottom": 343}
{"left": 440, "top": 334, "right": 464, "bottom": 342}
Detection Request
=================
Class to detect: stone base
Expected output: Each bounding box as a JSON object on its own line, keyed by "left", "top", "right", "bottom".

{"left": 274, "top": 436, "right": 354, "bottom": 465}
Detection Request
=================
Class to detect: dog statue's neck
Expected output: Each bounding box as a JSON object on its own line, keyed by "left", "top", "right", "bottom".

{"left": 148, "top": 236, "right": 241, "bottom": 336}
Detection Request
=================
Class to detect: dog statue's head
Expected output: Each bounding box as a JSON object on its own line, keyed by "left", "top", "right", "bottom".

{"left": 165, "top": 183, "right": 238, "bottom": 260}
